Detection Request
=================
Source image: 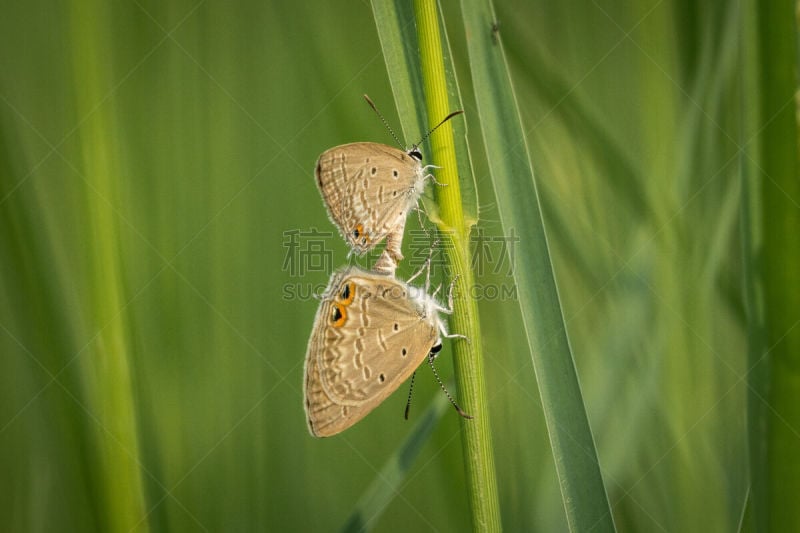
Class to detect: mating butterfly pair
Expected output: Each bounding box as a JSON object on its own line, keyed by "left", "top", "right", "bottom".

{"left": 303, "top": 96, "right": 468, "bottom": 437}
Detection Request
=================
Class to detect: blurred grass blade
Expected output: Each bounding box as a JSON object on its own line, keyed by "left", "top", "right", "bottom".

{"left": 68, "top": 0, "right": 148, "bottom": 530}
{"left": 738, "top": 488, "right": 752, "bottom": 533}
{"left": 509, "top": 45, "right": 648, "bottom": 222}
{"left": 461, "top": 1, "right": 615, "bottom": 530}
{"left": 740, "top": 0, "right": 800, "bottom": 530}
{"left": 339, "top": 392, "right": 450, "bottom": 533}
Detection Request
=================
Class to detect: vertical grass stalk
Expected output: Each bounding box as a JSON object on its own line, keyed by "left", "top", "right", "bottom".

{"left": 69, "top": 1, "right": 148, "bottom": 530}
{"left": 413, "top": 1, "right": 502, "bottom": 531}
{"left": 741, "top": 0, "right": 800, "bottom": 530}
{"left": 460, "top": 0, "right": 616, "bottom": 530}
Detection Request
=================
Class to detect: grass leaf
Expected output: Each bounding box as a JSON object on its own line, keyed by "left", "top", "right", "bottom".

{"left": 460, "top": 0, "right": 616, "bottom": 530}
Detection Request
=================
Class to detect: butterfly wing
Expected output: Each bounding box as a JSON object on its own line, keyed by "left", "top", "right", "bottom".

{"left": 315, "top": 142, "right": 424, "bottom": 254}
{"left": 303, "top": 270, "right": 437, "bottom": 437}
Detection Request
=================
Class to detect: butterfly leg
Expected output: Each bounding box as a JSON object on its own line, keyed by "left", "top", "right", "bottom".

{"left": 439, "top": 274, "right": 459, "bottom": 313}
{"left": 413, "top": 204, "right": 434, "bottom": 240}
{"left": 429, "top": 275, "right": 469, "bottom": 344}
{"left": 434, "top": 316, "right": 469, "bottom": 344}
{"left": 422, "top": 166, "right": 447, "bottom": 188}
{"left": 431, "top": 283, "right": 443, "bottom": 299}
{"left": 406, "top": 254, "right": 431, "bottom": 284}
{"left": 441, "top": 328, "right": 469, "bottom": 343}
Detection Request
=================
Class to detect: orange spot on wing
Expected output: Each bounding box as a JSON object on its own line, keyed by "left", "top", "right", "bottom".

{"left": 338, "top": 281, "right": 356, "bottom": 306}
{"left": 330, "top": 303, "right": 347, "bottom": 328}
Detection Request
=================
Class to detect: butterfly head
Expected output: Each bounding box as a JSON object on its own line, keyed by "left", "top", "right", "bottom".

{"left": 407, "top": 145, "right": 423, "bottom": 162}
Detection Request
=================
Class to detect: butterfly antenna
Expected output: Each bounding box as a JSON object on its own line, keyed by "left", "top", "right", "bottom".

{"left": 364, "top": 94, "right": 405, "bottom": 150}
{"left": 428, "top": 353, "right": 472, "bottom": 419}
{"left": 404, "top": 371, "right": 416, "bottom": 420}
{"left": 415, "top": 110, "right": 464, "bottom": 148}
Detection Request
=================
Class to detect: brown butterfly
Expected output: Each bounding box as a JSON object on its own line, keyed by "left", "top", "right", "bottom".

{"left": 315, "top": 96, "right": 462, "bottom": 275}
{"left": 303, "top": 266, "right": 469, "bottom": 437}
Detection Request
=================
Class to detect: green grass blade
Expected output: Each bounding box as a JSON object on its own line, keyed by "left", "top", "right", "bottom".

{"left": 370, "top": 0, "right": 478, "bottom": 225}
{"left": 507, "top": 45, "right": 649, "bottom": 223}
{"left": 461, "top": 1, "right": 616, "bottom": 530}
{"left": 413, "top": 0, "right": 502, "bottom": 530}
{"left": 67, "top": 1, "right": 149, "bottom": 530}
{"left": 370, "top": 0, "right": 426, "bottom": 142}
{"left": 738, "top": 488, "right": 752, "bottom": 533}
{"left": 372, "top": 0, "right": 501, "bottom": 529}
{"left": 741, "top": 0, "right": 800, "bottom": 530}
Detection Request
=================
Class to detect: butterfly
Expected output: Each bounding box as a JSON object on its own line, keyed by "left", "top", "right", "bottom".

{"left": 303, "top": 265, "right": 468, "bottom": 437}
{"left": 315, "top": 95, "right": 462, "bottom": 274}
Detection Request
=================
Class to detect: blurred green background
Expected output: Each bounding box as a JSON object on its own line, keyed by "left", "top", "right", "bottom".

{"left": 0, "top": 0, "right": 756, "bottom": 531}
